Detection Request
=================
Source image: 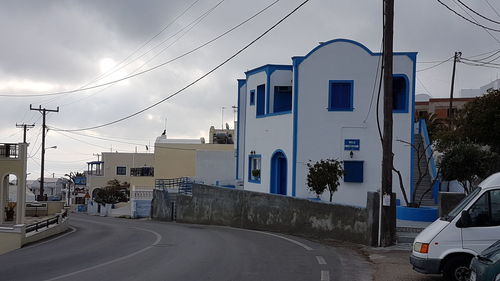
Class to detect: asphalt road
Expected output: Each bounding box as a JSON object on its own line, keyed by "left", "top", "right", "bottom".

{"left": 0, "top": 214, "right": 372, "bottom": 281}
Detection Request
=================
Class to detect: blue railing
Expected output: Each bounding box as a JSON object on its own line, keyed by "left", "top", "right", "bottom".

{"left": 418, "top": 119, "right": 440, "bottom": 204}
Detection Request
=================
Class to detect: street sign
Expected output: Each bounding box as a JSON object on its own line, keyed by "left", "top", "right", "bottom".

{"left": 344, "top": 139, "right": 360, "bottom": 151}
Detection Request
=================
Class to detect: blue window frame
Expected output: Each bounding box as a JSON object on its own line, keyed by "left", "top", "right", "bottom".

{"left": 256, "top": 84, "right": 266, "bottom": 116}
{"left": 116, "top": 166, "right": 127, "bottom": 176}
{"left": 328, "top": 80, "right": 353, "bottom": 111}
{"left": 273, "top": 86, "right": 292, "bottom": 113}
{"left": 250, "top": 90, "right": 255, "bottom": 106}
{"left": 393, "top": 74, "right": 409, "bottom": 113}
{"left": 248, "top": 154, "right": 261, "bottom": 183}
{"left": 344, "top": 161, "right": 363, "bottom": 183}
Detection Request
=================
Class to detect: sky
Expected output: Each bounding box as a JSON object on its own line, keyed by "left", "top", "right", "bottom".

{"left": 1, "top": 0, "right": 500, "bottom": 180}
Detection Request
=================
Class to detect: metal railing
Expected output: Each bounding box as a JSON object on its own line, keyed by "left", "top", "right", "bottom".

{"left": 25, "top": 210, "right": 68, "bottom": 234}
{"left": 155, "top": 177, "right": 193, "bottom": 195}
{"left": 0, "top": 143, "right": 19, "bottom": 159}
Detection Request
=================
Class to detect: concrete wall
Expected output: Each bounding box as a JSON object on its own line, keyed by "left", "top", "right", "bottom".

{"left": 156, "top": 184, "right": 377, "bottom": 245}
{"left": 151, "top": 189, "right": 174, "bottom": 221}
{"left": 0, "top": 226, "right": 23, "bottom": 255}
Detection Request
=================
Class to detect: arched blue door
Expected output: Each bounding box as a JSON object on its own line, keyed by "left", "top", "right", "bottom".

{"left": 270, "top": 150, "right": 287, "bottom": 195}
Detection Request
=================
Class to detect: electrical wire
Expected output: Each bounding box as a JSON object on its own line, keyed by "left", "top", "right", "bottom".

{"left": 49, "top": 0, "right": 309, "bottom": 132}
{"left": 451, "top": 0, "right": 500, "bottom": 44}
{"left": 416, "top": 57, "right": 453, "bottom": 72}
{"left": 0, "top": 0, "right": 280, "bottom": 98}
{"left": 484, "top": 0, "right": 500, "bottom": 18}
{"left": 437, "top": 0, "right": 500, "bottom": 32}
{"left": 363, "top": 41, "right": 383, "bottom": 123}
{"left": 456, "top": 0, "right": 500, "bottom": 25}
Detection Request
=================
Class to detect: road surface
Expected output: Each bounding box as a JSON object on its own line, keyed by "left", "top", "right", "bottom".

{"left": 0, "top": 214, "right": 372, "bottom": 281}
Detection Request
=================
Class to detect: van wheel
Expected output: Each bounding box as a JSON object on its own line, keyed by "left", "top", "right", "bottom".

{"left": 443, "top": 256, "right": 472, "bottom": 281}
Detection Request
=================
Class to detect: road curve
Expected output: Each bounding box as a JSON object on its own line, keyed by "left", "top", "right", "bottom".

{"left": 0, "top": 214, "right": 372, "bottom": 281}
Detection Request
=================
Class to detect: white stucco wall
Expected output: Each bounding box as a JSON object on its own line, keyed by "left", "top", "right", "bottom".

{"left": 294, "top": 40, "right": 414, "bottom": 207}
{"left": 236, "top": 81, "right": 247, "bottom": 181}
{"left": 195, "top": 150, "right": 236, "bottom": 186}
{"left": 243, "top": 68, "right": 294, "bottom": 195}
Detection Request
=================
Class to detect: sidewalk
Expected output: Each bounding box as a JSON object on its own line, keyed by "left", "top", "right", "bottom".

{"left": 364, "top": 244, "right": 442, "bottom": 281}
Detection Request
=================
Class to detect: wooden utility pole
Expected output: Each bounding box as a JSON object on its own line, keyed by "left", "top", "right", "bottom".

{"left": 30, "top": 105, "right": 59, "bottom": 200}
{"left": 16, "top": 123, "right": 35, "bottom": 143}
{"left": 448, "top": 51, "right": 461, "bottom": 125}
{"left": 380, "top": 0, "right": 396, "bottom": 247}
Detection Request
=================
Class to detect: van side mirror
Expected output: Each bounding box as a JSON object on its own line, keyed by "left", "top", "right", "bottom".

{"left": 458, "top": 210, "right": 472, "bottom": 228}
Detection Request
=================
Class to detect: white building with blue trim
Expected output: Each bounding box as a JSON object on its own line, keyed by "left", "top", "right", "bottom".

{"left": 236, "top": 39, "right": 416, "bottom": 207}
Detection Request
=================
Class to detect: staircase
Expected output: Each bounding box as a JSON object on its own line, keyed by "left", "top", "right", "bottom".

{"left": 412, "top": 134, "right": 436, "bottom": 207}
{"left": 396, "top": 224, "right": 427, "bottom": 245}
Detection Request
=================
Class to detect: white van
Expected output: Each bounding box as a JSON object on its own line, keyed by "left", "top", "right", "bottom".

{"left": 410, "top": 172, "right": 500, "bottom": 281}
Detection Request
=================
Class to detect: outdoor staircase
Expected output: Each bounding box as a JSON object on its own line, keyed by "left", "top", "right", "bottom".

{"left": 396, "top": 225, "right": 425, "bottom": 245}
{"left": 412, "top": 134, "right": 436, "bottom": 207}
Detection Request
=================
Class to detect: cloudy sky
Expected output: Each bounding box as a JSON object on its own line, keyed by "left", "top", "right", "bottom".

{"left": 1, "top": 0, "right": 499, "bottom": 179}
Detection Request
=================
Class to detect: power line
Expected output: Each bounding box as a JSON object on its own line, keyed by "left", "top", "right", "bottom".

{"left": 456, "top": 0, "right": 500, "bottom": 24}
{"left": 451, "top": 0, "right": 500, "bottom": 44}
{"left": 0, "top": 0, "right": 280, "bottom": 98}
{"left": 484, "top": 0, "right": 500, "bottom": 19}
{"left": 416, "top": 57, "right": 453, "bottom": 72}
{"left": 49, "top": 0, "right": 308, "bottom": 132}
{"left": 437, "top": 0, "right": 500, "bottom": 32}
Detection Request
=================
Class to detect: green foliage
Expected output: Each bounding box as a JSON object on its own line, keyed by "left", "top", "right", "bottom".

{"left": 440, "top": 142, "right": 499, "bottom": 193}
{"left": 306, "top": 159, "right": 344, "bottom": 202}
{"left": 93, "top": 179, "right": 130, "bottom": 204}
{"left": 417, "top": 112, "right": 447, "bottom": 141}
{"left": 458, "top": 89, "right": 500, "bottom": 153}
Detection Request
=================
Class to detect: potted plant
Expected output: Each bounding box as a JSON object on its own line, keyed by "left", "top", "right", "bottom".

{"left": 4, "top": 202, "right": 16, "bottom": 221}
{"left": 251, "top": 169, "right": 261, "bottom": 179}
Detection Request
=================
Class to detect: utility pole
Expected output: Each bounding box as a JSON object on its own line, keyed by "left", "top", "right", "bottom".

{"left": 16, "top": 123, "right": 35, "bottom": 143}
{"left": 30, "top": 105, "right": 59, "bottom": 201}
{"left": 448, "top": 51, "right": 461, "bottom": 126}
{"left": 93, "top": 153, "right": 101, "bottom": 162}
{"left": 380, "top": 0, "right": 395, "bottom": 247}
{"left": 221, "top": 106, "right": 226, "bottom": 129}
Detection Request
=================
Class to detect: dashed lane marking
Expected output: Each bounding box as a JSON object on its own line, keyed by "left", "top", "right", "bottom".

{"left": 316, "top": 255, "right": 327, "bottom": 265}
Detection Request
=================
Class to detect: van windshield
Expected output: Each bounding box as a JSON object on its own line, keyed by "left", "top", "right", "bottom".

{"left": 442, "top": 187, "right": 482, "bottom": 222}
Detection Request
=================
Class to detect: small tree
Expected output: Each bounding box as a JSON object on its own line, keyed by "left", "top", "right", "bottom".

{"left": 93, "top": 179, "right": 130, "bottom": 205}
{"left": 441, "top": 142, "right": 499, "bottom": 193}
{"left": 306, "top": 159, "right": 344, "bottom": 202}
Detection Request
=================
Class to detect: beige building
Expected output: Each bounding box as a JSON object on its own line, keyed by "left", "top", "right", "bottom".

{"left": 0, "top": 143, "right": 27, "bottom": 225}
{"left": 154, "top": 134, "right": 235, "bottom": 186}
{"left": 416, "top": 97, "right": 475, "bottom": 119}
{"left": 86, "top": 152, "right": 155, "bottom": 195}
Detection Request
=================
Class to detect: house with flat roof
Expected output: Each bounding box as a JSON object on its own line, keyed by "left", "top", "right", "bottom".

{"left": 236, "top": 39, "right": 416, "bottom": 207}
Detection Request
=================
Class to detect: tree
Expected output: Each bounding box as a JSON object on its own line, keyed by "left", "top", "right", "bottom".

{"left": 306, "top": 159, "right": 344, "bottom": 202}
{"left": 457, "top": 89, "right": 500, "bottom": 152}
{"left": 417, "top": 112, "right": 446, "bottom": 141}
{"left": 93, "top": 179, "right": 130, "bottom": 205}
{"left": 440, "top": 142, "right": 499, "bottom": 193}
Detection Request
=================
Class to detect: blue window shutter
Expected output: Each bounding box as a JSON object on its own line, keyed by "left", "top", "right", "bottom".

{"left": 344, "top": 161, "right": 364, "bottom": 183}
{"left": 392, "top": 76, "right": 407, "bottom": 112}
{"left": 256, "top": 84, "right": 265, "bottom": 116}
{"left": 250, "top": 90, "right": 255, "bottom": 105}
{"left": 329, "top": 81, "right": 353, "bottom": 110}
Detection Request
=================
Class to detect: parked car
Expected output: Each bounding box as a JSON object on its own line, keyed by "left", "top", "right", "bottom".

{"left": 410, "top": 172, "right": 500, "bottom": 281}
{"left": 470, "top": 240, "right": 500, "bottom": 281}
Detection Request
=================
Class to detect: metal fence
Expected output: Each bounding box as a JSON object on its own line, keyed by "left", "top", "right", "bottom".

{"left": 0, "top": 143, "right": 18, "bottom": 158}
{"left": 155, "top": 177, "right": 193, "bottom": 195}
{"left": 25, "top": 209, "right": 68, "bottom": 234}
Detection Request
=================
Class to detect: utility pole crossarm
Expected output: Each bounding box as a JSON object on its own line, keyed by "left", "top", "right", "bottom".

{"left": 16, "top": 123, "right": 35, "bottom": 143}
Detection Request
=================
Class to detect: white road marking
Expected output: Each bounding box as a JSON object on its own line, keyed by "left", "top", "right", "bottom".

{"left": 41, "top": 227, "right": 162, "bottom": 281}
{"left": 321, "top": 270, "right": 330, "bottom": 281}
{"left": 23, "top": 226, "right": 77, "bottom": 249}
{"left": 235, "top": 228, "right": 313, "bottom": 251}
{"left": 316, "top": 255, "right": 327, "bottom": 265}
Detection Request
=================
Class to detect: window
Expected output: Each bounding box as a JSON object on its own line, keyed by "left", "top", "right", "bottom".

{"left": 343, "top": 161, "right": 364, "bottom": 183}
{"left": 248, "top": 154, "right": 261, "bottom": 183}
{"left": 273, "top": 86, "right": 292, "bottom": 113}
{"left": 468, "top": 189, "right": 500, "bottom": 227}
{"left": 116, "top": 166, "right": 127, "bottom": 175}
{"left": 250, "top": 90, "right": 255, "bottom": 106}
{"left": 256, "top": 84, "right": 266, "bottom": 116}
{"left": 328, "top": 80, "right": 353, "bottom": 111}
{"left": 131, "top": 167, "right": 154, "bottom": 177}
{"left": 393, "top": 75, "right": 408, "bottom": 112}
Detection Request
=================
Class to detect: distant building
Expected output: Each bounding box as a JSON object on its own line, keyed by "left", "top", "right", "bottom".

{"left": 0, "top": 143, "right": 28, "bottom": 224}
{"left": 209, "top": 125, "right": 234, "bottom": 144}
{"left": 30, "top": 177, "right": 70, "bottom": 201}
{"left": 460, "top": 78, "right": 500, "bottom": 98}
{"left": 415, "top": 97, "right": 475, "bottom": 119}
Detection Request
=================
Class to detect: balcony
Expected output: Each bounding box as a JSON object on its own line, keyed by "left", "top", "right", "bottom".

{"left": 0, "top": 143, "right": 18, "bottom": 159}
{"left": 131, "top": 167, "right": 154, "bottom": 177}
